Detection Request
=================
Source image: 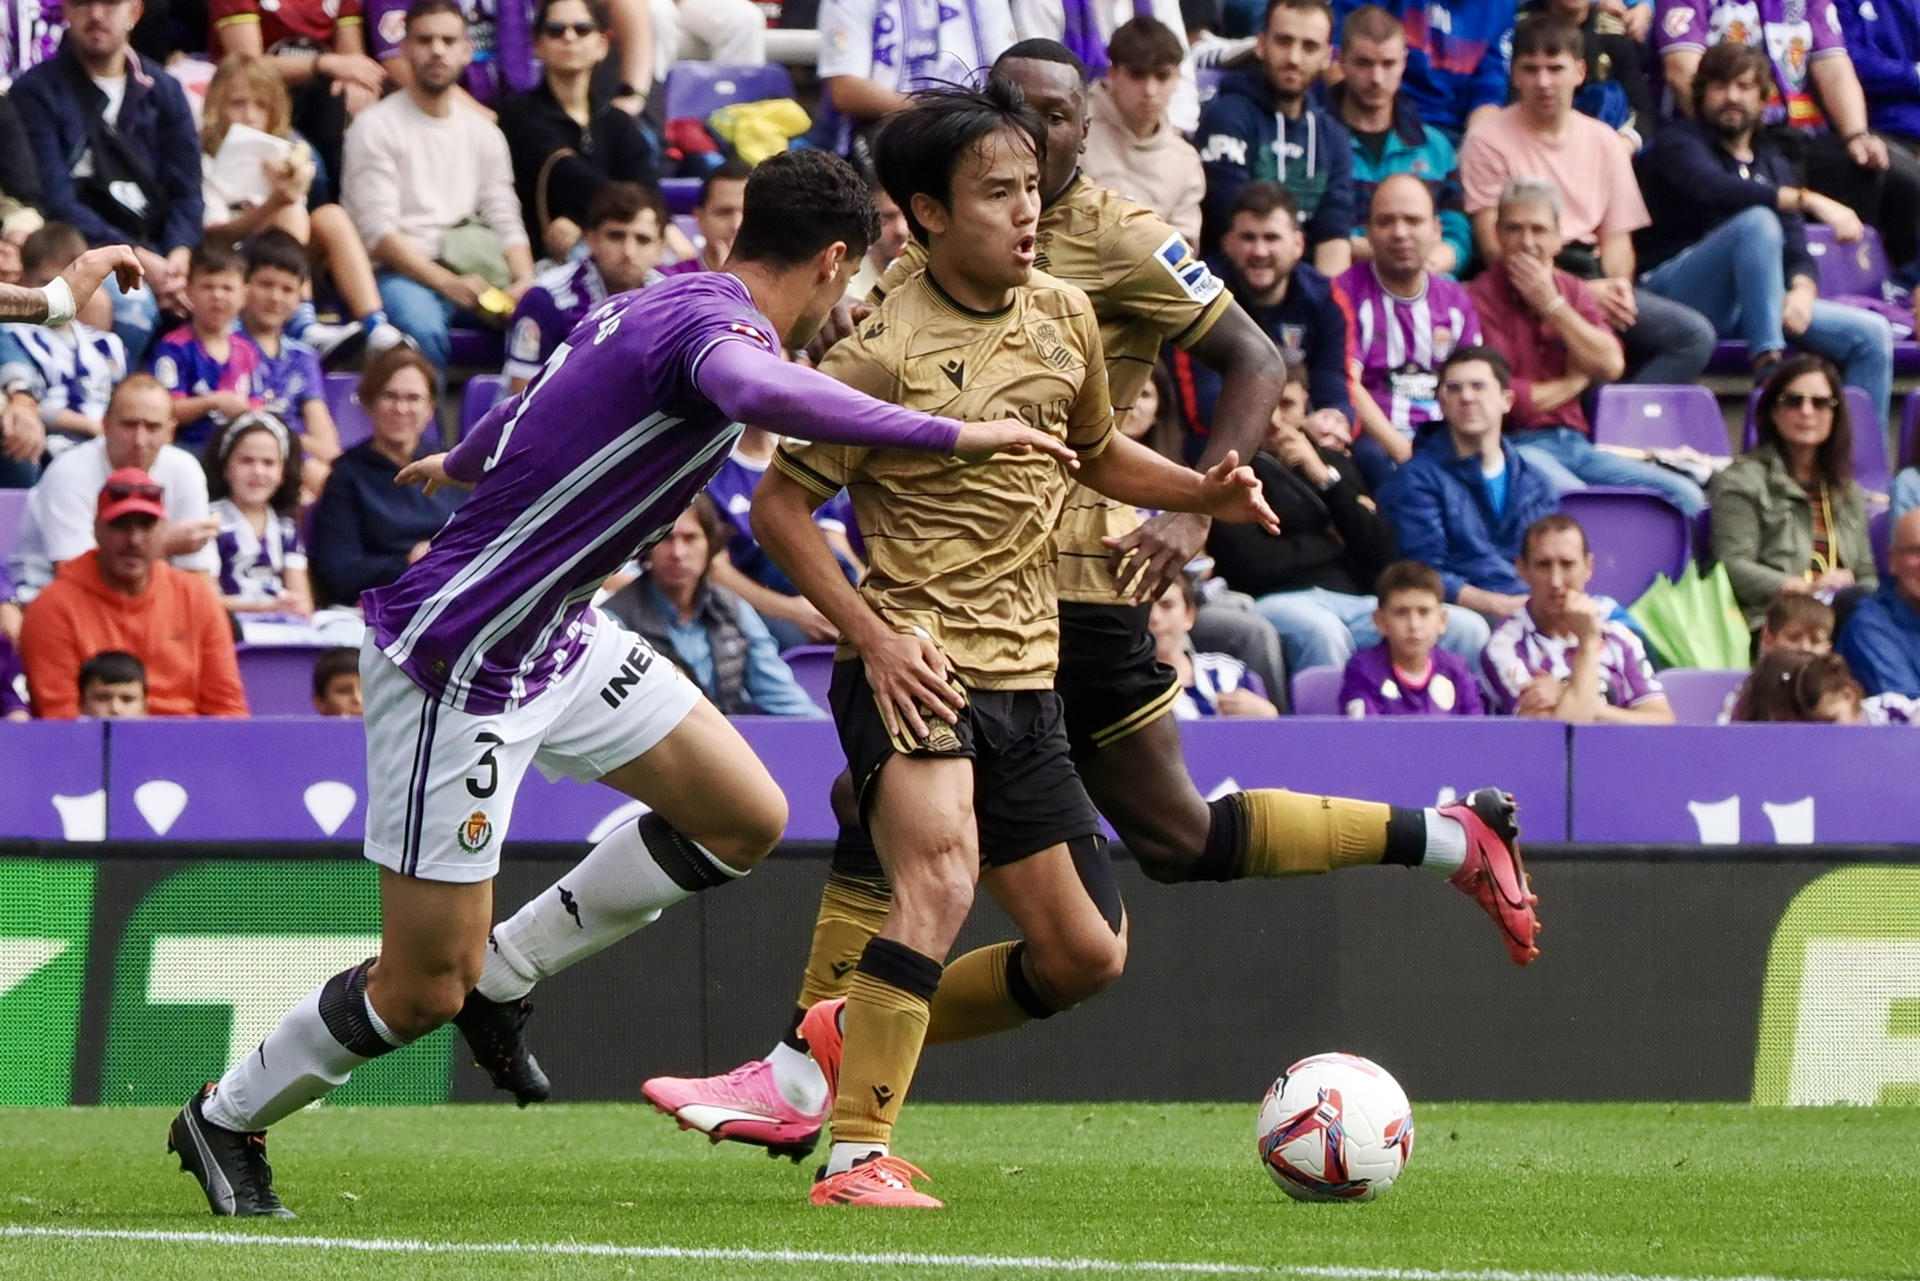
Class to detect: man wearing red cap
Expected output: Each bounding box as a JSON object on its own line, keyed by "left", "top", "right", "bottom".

{"left": 18, "top": 468, "right": 248, "bottom": 718}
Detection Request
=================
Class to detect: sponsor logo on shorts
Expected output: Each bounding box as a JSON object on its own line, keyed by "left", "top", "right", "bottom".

{"left": 458, "top": 810, "right": 494, "bottom": 854}
{"left": 600, "top": 644, "right": 656, "bottom": 709}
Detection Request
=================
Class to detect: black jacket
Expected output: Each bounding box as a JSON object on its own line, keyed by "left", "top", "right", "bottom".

{"left": 1207, "top": 446, "right": 1395, "bottom": 598}
{"left": 500, "top": 79, "right": 658, "bottom": 248}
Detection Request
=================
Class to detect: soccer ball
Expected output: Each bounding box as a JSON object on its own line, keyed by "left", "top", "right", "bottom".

{"left": 1255, "top": 1052, "right": 1414, "bottom": 1202}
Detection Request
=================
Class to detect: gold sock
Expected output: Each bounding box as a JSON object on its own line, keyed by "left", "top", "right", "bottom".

{"left": 831, "top": 964, "right": 935, "bottom": 1148}
{"left": 1233, "top": 789, "right": 1391, "bottom": 878}
{"left": 795, "top": 873, "right": 893, "bottom": 1010}
{"left": 925, "top": 941, "right": 1034, "bottom": 1046}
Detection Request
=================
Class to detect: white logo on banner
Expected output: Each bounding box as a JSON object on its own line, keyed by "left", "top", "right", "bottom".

{"left": 51, "top": 791, "right": 106, "bottom": 842}
{"left": 302, "top": 782, "right": 359, "bottom": 836}
{"left": 133, "top": 781, "right": 188, "bottom": 836}
{"left": 1688, "top": 795, "right": 1817, "bottom": 844}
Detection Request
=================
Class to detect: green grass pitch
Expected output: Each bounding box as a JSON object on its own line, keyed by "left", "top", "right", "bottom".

{"left": 2, "top": 1103, "right": 1916, "bottom": 1280}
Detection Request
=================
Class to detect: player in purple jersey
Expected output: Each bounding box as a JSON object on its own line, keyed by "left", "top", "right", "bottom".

{"left": 166, "top": 149, "right": 1079, "bottom": 1218}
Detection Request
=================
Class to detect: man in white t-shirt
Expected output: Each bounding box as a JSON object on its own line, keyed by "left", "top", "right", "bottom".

{"left": 8, "top": 373, "right": 218, "bottom": 604}
{"left": 814, "top": 0, "right": 1017, "bottom": 156}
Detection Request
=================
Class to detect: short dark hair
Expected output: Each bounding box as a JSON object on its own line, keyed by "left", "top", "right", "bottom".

{"left": 204, "top": 410, "right": 305, "bottom": 516}
{"left": 243, "top": 228, "right": 310, "bottom": 282}
{"left": 405, "top": 0, "right": 466, "bottom": 32}
{"left": 21, "top": 222, "right": 87, "bottom": 278}
{"left": 312, "top": 647, "right": 361, "bottom": 699}
{"left": 1509, "top": 13, "right": 1584, "bottom": 63}
{"left": 1341, "top": 3, "right": 1404, "bottom": 47}
{"left": 1440, "top": 344, "right": 1512, "bottom": 390}
{"left": 80, "top": 650, "right": 147, "bottom": 694}
{"left": 1263, "top": 0, "right": 1335, "bottom": 34}
{"left": 698, "top": 158, "right": 753, "bottom": 208}
{"left": 1520, "top": 512, "right": 1589, "bottom": 561}
{"left": 729, "top": 149, "right": 878, "bottom": 267}
{"left": 189, "top": 241, "right": 246, "bottom": 279}
{"left": 1693, "top": 39, "right": 1775, "bottom": 121}
{"left": 1228, "top": 180, "right": 1300, "bottom": 226}
{"left": 584, "top": 180, "right": 666, "bottom": 232}
{"left": 994, "top": 37, "right": 1088, "bottom": 81}
{"left": 874, "top": 79, "right": 1045, "bottom": 247}
{"left": 1764, "top": 590, "right": 1835, "bottom": 637}
{"left": 1108, "top": 16, "right": 1185, "bottom": 74}
{"left": 534, "top": 0, "right": 608, "bottom": 29}
{"left": 1375, "top": 559, "right": 1444, "bottom": 605}
{"left": 1753, "top": 353, "right": 1853, "bottom": 488}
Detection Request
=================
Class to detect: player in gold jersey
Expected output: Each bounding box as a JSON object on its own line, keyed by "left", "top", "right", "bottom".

{"left": 751, "top": 81, "right": 1276, "bottom": 1207}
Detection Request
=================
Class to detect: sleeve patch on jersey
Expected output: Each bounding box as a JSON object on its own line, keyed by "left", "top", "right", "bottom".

{"left": 1153, "top": 232, "right": 1225, "bottom": 305}
{"left": 1663, "top": 6, "right": 1692, "bottom": 37}
{"left": 377, "top": 8, "right": 405, "bottom": 46}
{"left": 508, "top": 316, "right": 543, "bottom": 364}
{"left": 728, "top": 322, "right": 775, "bottom": 350}
{"left": 153, "top": 355, "right": 178, "bottom": 389}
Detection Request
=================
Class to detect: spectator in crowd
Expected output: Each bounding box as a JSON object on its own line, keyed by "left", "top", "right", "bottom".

{"left": 1481, "top": 512, "right": 1675, "bottom": 722}
{"left": 1469, "top": 176, "right": 1708, "bottom": 517}
{"left": 11, "top": 0, "right": 205, "bottom": 359}
{"left": 0, "top": 91, "right": 44, "bottom": 212}
{"left": 603, "top": 498, "right": 824, "bottom": 717}
{"left": 76, "top": 649, "right": 147, "bottom": 718}
{"left": 813, "top": 0, "right": 1015, "bottom": 157}
{"left": 1200, "top": 182, "right": 1350, "bottom": 433}
{"left": 1337, "top": 174, "right": 1481, "bottom": 482}
{"left": 503, "top": 181, "right": 665, "bottom": 391}
{"left": 1718, "top": 590, "right": 1837, "bottom": 720}
{"left": 1119, "top": 361, "right": 1186, "bottom": 460}
{"left": 0, "top": 622, "right": 24, "bottom": 719}
{"left": 1837, "top": 0, "right": 1920, "bottom": 160}
{"left": 343, "top": 0, "right": 533, "bottom": 372}
{"left": 204, "top": 409, "right": 313, "bottom": 625}
{"left": 500, "top": 0, "right": 659, "bottom": 260}
{"left": 1711, "top": 354, "right": 1878, "bottom": 630}
{"left": 1732, "top": 647, "right": 1888, "bottom": 722}
{"left": 1083, "top": 16, "right": 1204, "bottom": 246}
{"left": 1331, "top": 0, "right": 1514, "bottom": 141}
{"left": 659, "top": 160, "right": 749, "bottom": 277}
{"left": 1329, "top": 4, "right": 1470, "bottom": 277}
{"left": 1196, "top": 0, "right": 1354, "bottom": 269}
{"left": 239, "top": 230, "right": 342, "bottom": 497}
{"left": 1523, "top": 0, "right": 1657, "bottom": 147}
{"left": 1381, "top": 345, "right": 1559, "bottom": 628}
{"left": 1656, "top": 0, "right": 1920, "bottom": 283}
{"left": 368, "top": 0, "right": 658, "bottom": 115}
{"left": 149, "top": 242, "right": 264, "bottom": 452}
{"left": 1147, "top": 573, "right": 1282, "bottom": 718}
{"left": 1459, "top": 14, "right": 1716, "bottom": 389}
{"left": 1636, "top": 41, "right": 1896, "bottom": 427}
{"left": 207, "top": 0, "right": 387, "bottom": 185}
{"left": 650, "top": 0, "right": 767, "bottom": 68}
{"left": 1012, "top": 0, "right": 1199, "bottom": 131}
{"left": 198, "top": 53, "right": 398, "bottom": 359}
{"left": 9, "top": 375, "right": 219, "bottom": 604}
{"left": 1339, "top": 559, "right": 1486, "bottom": 716}
{"left": 1895, "top": 431, "right": 1919, "bottom": 521}
{"left": 1837, "top": 507, "right": 1920, "bottom": 697}
{"left": 0, "top": 223, "right": 129, "bottom": 481}
{"left": 310, "top": 645, "right": 363, "bottom": 715}
{"left": 309, "top": 345, "right": 462, "bottom": 605}
{"left": 19, "top": 468, "right": 249, "bottom": 718}
{"left": 844, "top": 181, "right": 911, "bottom": 301}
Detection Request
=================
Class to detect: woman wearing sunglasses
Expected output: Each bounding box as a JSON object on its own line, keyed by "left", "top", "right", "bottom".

{"left": 1710, "top": 354, "right": 1879, "bottom": 634}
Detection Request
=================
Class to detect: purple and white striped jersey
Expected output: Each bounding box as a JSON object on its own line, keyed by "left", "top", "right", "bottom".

{"left": 1336, "top": 264, "right": 1481, "bottom": 440}
{"left": 363, "top": 271, "right": 962, "bottom": 715}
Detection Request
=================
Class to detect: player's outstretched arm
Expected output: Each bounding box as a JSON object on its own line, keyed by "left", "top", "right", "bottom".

{"left": 1083, "top": 434, "right": 1278, "bottom": 526}
{"left": 0, "top": 246, "right": 143, "bottom": 324}
{"left": 752, "top": 465, "right": 964, "bottom": 742}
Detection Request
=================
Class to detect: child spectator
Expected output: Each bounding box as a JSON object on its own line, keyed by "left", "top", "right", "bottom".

{"left": 240, "top": 230, "right": 342, "bottom": 497}
{"left": 204, "top": 411, "right": 314, "bottom": 635}
{"left": 310, "top": 646, "right": 363, "bottom": 717}
{"left": 1083, "top": 16, "right": 1204, "bottom": 246}
{"left": 1340, "top": 560, "right": 1486, "bottom": 716}
{"left": 1149, "top": 574, "right": 1282, "bottom": 718}
{"left": 1719, "top": 592, "right": 1836, "bottom": 721}
{"left": 149, "top": 243, "right": 264, "bottom": 453}
{"left": 0, "top": 625, "right": 25, "bottom": 720}
{"left": 77, "top": 650, "right": 148, "bottom": 719}
{"left": 0, "top": 223, "right": 128, "bottom": 472}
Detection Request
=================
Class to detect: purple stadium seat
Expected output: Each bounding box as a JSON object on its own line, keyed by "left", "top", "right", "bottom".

{"left": 237, "top": 645, "right": 331, "bottom": 716}
{"left": 1900, "top": 393, "right": 1920, "bottom": 472}
{"left": 1557, "top": 487, "right": 1691, "bottom": 605}
{"left": 460, "top": 374, "right": 508, "bottom": 442}
{"left": 1742, "top": 385, "right": 1890, "bottom": 493}
{"left": 779, "top": 645, "right": 836, "bottom": 711}
{"left": 663, "top": 62, "right": 796, "bottom": 123}
{"left": 1289, "top": 665, "right": 1344, "bottom": 715}
{"left": 447, "top": 328, "right": 504, "bottom": 369}
{"left": 662, "top": 178, "right": 702, "bottom": 216}
{"left": 1806, "top": 224, "right": 1891, "bottom": 300}
{"left": 1871, "top": 504, "right": 1893, "bottom": 578}
{"left": 0, "top": 487, "right": 26, "bottom": 564}
{"left": 1590, "top": 384, "right": 1730, "bottom": 456}
{"left": 325, "top": 371, "right": 372, "bottom": 448}
{"left": 1656, "top": 668, "right": 1745, "bottom": 724}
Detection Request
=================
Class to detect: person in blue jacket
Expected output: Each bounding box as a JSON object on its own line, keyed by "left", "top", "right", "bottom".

{"left": 1835, "top": 0, "right": 1920, "bottom": 151}
{"left": 1837, "top": 508, "right": 1920, "bottom": 698}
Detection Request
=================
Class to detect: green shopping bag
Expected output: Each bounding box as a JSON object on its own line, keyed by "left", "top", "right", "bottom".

{"left": 1627, "top": 562, "right": 1749, "bottom": 669}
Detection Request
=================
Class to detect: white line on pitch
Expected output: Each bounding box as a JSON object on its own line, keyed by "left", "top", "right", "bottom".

{"left": 0, "top": 1226, "right": 1869, "bottom": 1281}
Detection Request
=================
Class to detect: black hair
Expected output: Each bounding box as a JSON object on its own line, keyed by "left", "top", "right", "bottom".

{"left": 405, "top": 0, "right": 467, "bottom": 31}
{"left": 1754, "top": 353, "right": 1854, "bottom": 488}
{"left": 189, "top": 240, "right": 246, "bottom": 279}
{"left": 994, "top": 37, "right": 1088, "bottom": 82}
{"left": 1375, "top": 559, "right": 1444, "bottom": 605}
{"left": 1440, "top": 344, "right": 1513, "bottom": 391}
{"left": 243, "top": 228, "right": 311, "bottom": 282}
{"left": 312, "top": 647, "right": 362, "bottom": 699}
{"left": 534, "top": 0, "right": 609, "bottom": 29}
{"left": 203, "top": 410, "right": 306, "bottom": 517}
{"left": 1519, "top": 512, "right": 1590, "bottom": 562}
{"left": 698, "top": 158, "right": 753, "bottom": 207}
{"left": 729, "top": 149, "right": 879, "bottom": 267}
{"left": 1228, "top": 180, "right": 1300, "bottom": 225}
{"left": 584, "top": 180, "right": 667, "bottom": 232}
{"left": 21, "top": 222, "right": 87, "bottom": 278}
{"left": 1108, "top": 17, "right": 1185, "bottom": 74}
{"left": 1263, "top": 0, "right": 1335, "bottom": 33}
{"left": 80, "top": 650, "right": 147, "bottom": 694}
{"left": 1509, "top": 13, "right": 1585, "bottom": 62}
{"left": 873, "top": 79, "right": 1046, "bottom": 247}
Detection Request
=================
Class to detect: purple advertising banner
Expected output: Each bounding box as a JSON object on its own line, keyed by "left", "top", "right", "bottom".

{"left": 1569, "top": 724, "right": 1920, "bottom": 845}
{"left": 0, "top": 720, "right": 104, "bottom": 840}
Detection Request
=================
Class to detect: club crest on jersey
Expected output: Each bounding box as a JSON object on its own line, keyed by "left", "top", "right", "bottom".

{"left": 1030, "top": 321, "right": 1074, "bottom": 371}
{"left": 458, "top": 810, "right": 494, "bottom": 853}
{"left": 1432, "top": 326, "right": 1455, "bottom": 358}
{"left": 1279, "top": 324, "right": 1306, "bottom": 363}
{"left": 1153, "top": 233, "right": 1224, "bottom": 305}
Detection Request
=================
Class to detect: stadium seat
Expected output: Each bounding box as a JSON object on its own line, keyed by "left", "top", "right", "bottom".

{"left": 1656, "top": 667, "right": 1745, "bottom": 724}
{"left": 1900, "top": 392, "right": 1920, "bottom": 472}
{"left": 1806, "top": 224, "right": 1891, "bottom": 300}
{"left": 1289, "top": 665, "right": 1344, "bottom": 715}
{"left": 325, "top": 371, "right": 372, "bottom": 448}
{"left": 1590, "top": 384, "right": 1731, "bottom": 456}
{"left": 0, "top": 487, "right": 26, "bottom": 564}
{"left": 1742, "top": 385, "right": 1890, "bottom": 493}
{"left": 1871, "top": 504, "right": 1893, "bottom": 578}
{"left": 447, "top": 328, "right": 504, "bottom": 369}
{"left": 663, "top": 62, "right": 796, "bottom": 124}
{"left": 236, "top": 645, "right": 331, "bottom": 716}
{"left": 779, "top": 644, "right": 836, "bottom": 711}
{"left": 1557, "top": 488, "right": 1691, "bottom": 605}
{"left": 662, "top": 178, "right": 702, "bottom": 215}
{"left": 461, "top": 374, "right": 508, "bottom": 441}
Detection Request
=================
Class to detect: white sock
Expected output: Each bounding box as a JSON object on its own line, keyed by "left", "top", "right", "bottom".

{"left": 826, "top": 1140, "right": 887, "bottom": 1176}
{"left": 764, "top": 1041, "right": 829, "bottom": 1113}
{"left": 1422, "top": 809, "right": 1468, "bottom": 875}
{"left": 202, "top": 972, "right": 404, "bottom": 1132}
{"left": 475, "top": 816, "right": 741, "bottom": 1002}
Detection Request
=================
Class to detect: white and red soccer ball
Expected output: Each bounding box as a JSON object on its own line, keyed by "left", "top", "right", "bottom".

{"left": 1255, "top": 1052, "right": 1414, "bottom": 1202}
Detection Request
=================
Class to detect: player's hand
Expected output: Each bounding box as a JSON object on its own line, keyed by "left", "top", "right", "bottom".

{"left": 1195, "top": 451, "right": 1280, "bottom": 532}
{"left": 395, "top": 452, "right": 470, "bottom": 497}
{"left": 1103, "top": 511, "right": 1210, "bottom": 604}
{"left": 952, "top": 418, "right": 1079, "bottom": 467}
{"left": 857, "top": 625, "right": 966, "bottom": 742}
{"left": 59, "top": 246, "right": 144, "bottom": 318}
